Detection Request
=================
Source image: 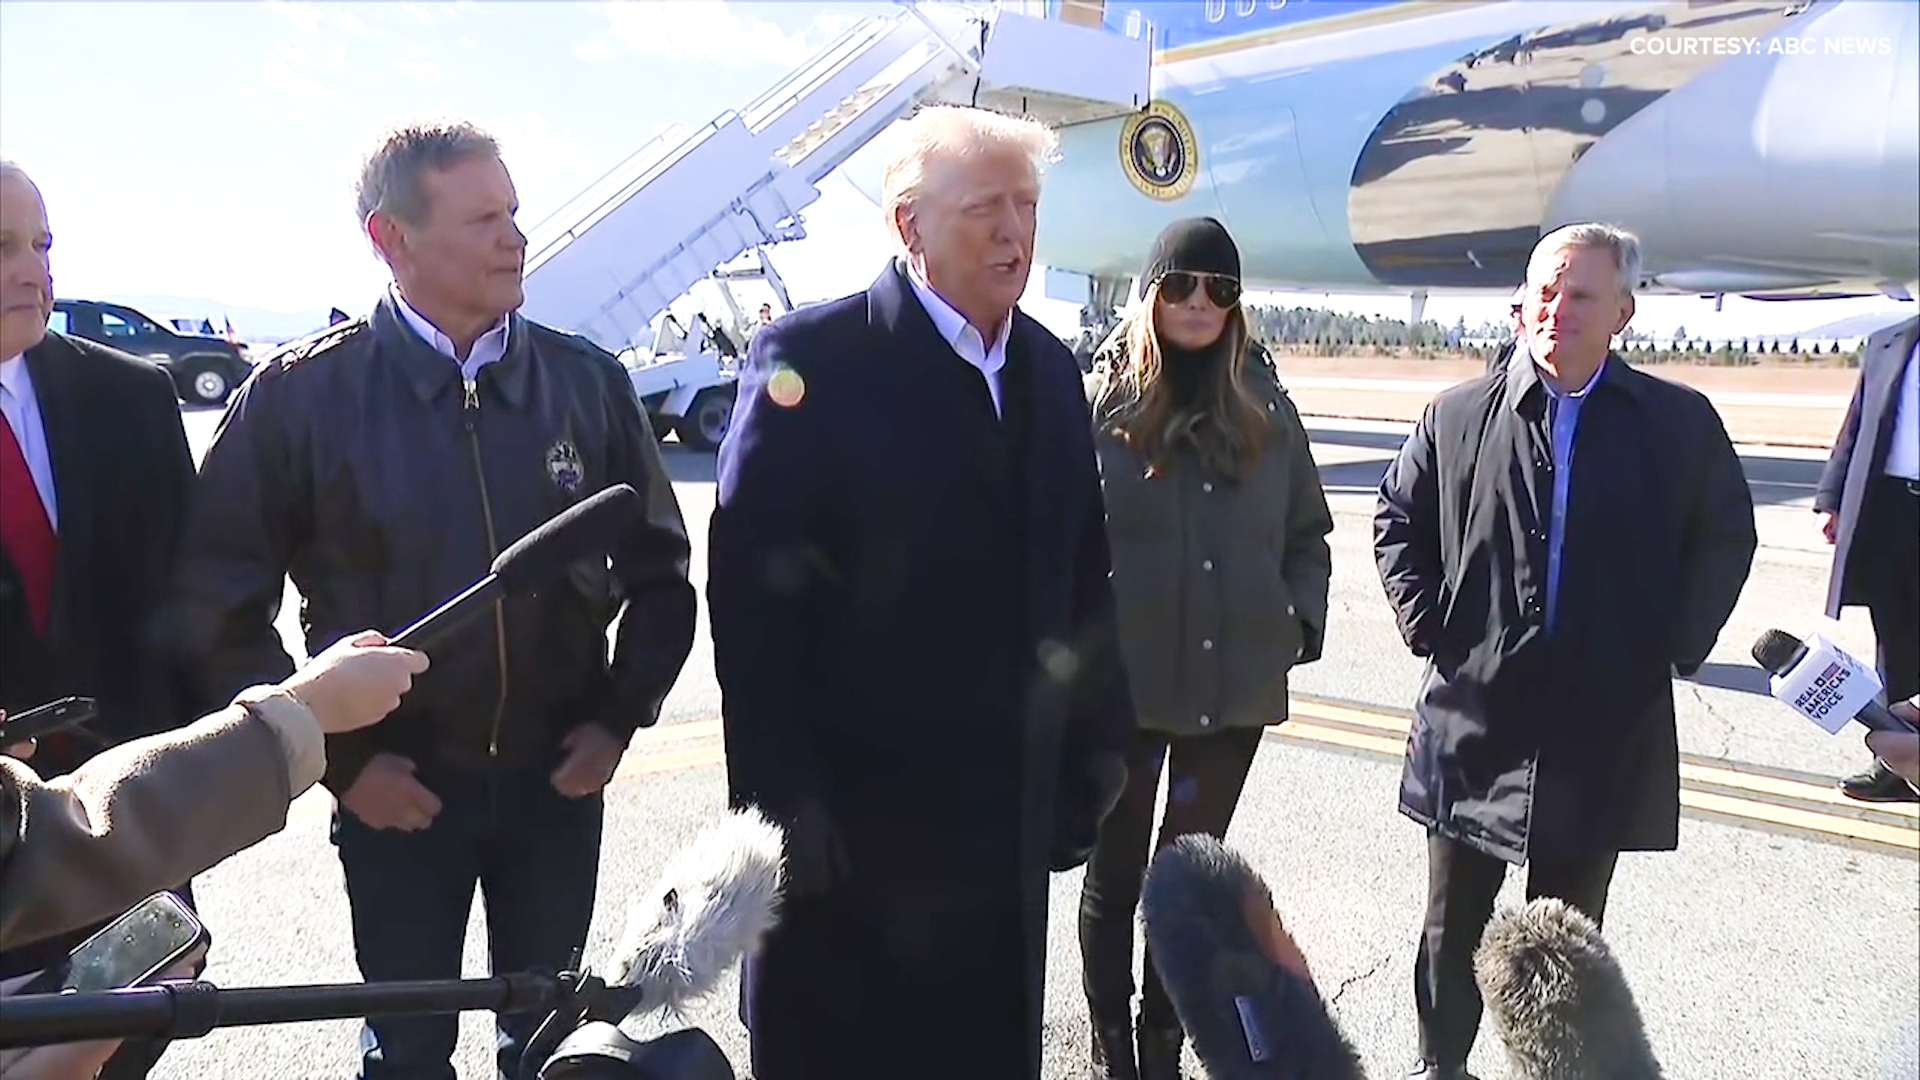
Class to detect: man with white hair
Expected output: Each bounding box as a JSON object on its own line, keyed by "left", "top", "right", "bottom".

{"left": 710, "top": 105, "right": 1134, "bottom": 1079}
{"left": 1375, "top": 223, "right": 1757, "bottom": 1080}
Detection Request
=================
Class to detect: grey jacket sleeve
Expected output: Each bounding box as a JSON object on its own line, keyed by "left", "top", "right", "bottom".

{"left": 0, "top": 702, "right": 300, "bottom": 953}
{"left": 1815, "top": 369, "right": 1865, "bottom": 515}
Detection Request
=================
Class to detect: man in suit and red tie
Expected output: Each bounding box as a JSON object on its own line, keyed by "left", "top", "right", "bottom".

{"left": 0, "top": 159, "right": 200, "bottom": 1078}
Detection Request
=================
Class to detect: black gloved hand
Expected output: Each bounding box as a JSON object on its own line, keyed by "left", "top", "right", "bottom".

{"left": 1050, "top": 753, "right": 1128, "bottom": 871}
{"left": 783, "top": 797, "right": 851, "bottom": 899}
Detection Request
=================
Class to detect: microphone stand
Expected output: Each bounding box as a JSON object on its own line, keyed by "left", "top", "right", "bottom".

{"left": 0, "top": 964, "right": 656, "bottom": 1071}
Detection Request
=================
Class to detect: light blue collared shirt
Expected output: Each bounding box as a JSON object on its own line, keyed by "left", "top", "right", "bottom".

{"left": 389, "top": 286, "right": 510, "bottom": 382}
{"left": 1541, "top": 358, "right": 1606, "bottom": 632}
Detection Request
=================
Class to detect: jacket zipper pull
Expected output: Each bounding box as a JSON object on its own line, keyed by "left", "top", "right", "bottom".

{"left": 463, "top": 378, "right": 479, "bottom": 430}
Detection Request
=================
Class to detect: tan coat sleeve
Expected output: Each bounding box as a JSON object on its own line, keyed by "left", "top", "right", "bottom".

{"left": 0, "top": 702, "right": 301, "bottom": 953}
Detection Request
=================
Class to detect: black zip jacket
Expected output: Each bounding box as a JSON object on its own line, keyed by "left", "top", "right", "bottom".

{"left": 172, "top": 295, "right": 697, "bottom": 795}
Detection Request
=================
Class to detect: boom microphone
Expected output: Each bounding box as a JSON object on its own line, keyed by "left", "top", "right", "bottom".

{"left": 1474, "top": 898, "right": 1665, "bottom": 1080}
{"left": 1139, "top": 834, "right": 1363, "bottom": 1080}
{"left": 1751, "top": 629, "right": 1917, "bottom": 735}
{"left": 391, "top": 484, "right": 642, "bottom": 650}
{"left": 607, "top": 805, "right": 785, "bottom": 1019}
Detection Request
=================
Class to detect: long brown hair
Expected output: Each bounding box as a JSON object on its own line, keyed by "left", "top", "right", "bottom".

{"left": 1100, "top": 301, "right": 1272, "bottom": 483}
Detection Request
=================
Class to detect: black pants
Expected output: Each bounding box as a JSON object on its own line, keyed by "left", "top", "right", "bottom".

{"left": 331, "top": 763, "right": 602, "bottom": 1080}
{"left": 1864, "top": 477, "right": 1920, "bottom": 702}
{"left": 1079, "top": 724, "right": 1264, "bottom": 1030}
{"left": 748, "top": 877, "right": 1034, "bottom": 1080}
{"left": 1414, "top": 833, "right": 1619, "bottom": 1070}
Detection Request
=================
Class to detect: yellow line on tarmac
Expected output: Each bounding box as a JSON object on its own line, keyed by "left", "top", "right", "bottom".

{"left": 1275, "top": 719, "right": 1407, "bottom": 758}
{"left": 610, "top": 703, "right": 1918, "bottom": 849}
{"left": 1681, "top": 789, "right": 1918, "bottom": 851}
{"left": 619, "top": 743, "right": 725, "bottom": 779}
{"left": 1289, "top": 700, "right": 1919, "bottom": 820}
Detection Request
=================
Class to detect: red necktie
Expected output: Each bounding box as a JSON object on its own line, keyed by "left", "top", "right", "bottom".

{"left": 0, "top": 409, "right": 56, "bottom": 634}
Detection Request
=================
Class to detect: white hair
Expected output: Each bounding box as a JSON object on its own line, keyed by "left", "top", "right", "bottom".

{"left": 1531, "top": 222, "right": 1642, "bottom": 298}
{"left": 879, "top": 105, "right": 1059, "bottom": 240}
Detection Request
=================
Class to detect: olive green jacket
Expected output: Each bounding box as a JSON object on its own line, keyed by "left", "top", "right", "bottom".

{"left": 1085, "top": 344, "right": 1334, "bottom": 735}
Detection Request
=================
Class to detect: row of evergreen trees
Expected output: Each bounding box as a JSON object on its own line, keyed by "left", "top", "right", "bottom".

{"left": 1242, "top": 304, "right": 1859, "bottom": 364}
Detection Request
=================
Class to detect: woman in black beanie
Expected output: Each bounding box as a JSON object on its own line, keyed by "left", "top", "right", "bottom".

{"left": 1079, "top": 217, "right": 1334, "bottom": 1080}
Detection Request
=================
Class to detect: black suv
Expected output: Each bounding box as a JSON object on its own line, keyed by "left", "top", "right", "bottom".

{"left": 51, "top": 299, "right": 253, "bottom": 406}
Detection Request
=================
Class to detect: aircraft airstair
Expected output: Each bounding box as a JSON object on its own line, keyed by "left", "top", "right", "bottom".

{"left": 518, "top": 0, "right": 1152, "bottom": 355}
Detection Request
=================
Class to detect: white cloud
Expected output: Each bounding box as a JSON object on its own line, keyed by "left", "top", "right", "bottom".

{"left": 265, "top": 0, "right": 321, "bottom": 35}
{"left": 483, "top": 111, "right": 601, "bottom": 226}
{"left": 596, "top": 0, "right": 822, "bottom": 68}
{"left": 392, "top": 43, "right": 440, "bottom": 82}
{"left": 258, "top": 43, "right": 346, "bottom": 111}
{"left": 331, "top": 9, "right": 371, "bottom": 36}
{"left": 575, "top": 39, "right": 615, "bottom": 65}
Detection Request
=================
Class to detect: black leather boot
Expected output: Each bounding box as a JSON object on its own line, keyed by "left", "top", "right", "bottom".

{"left": 1136, "top": 1022, "right": 1184, "bottom": 1080}
{"left": 1091, "top": 1021, "right": 1138, "bottom": 1080}
{"left": 1840, "top": 759, "right": 1920, "bottom": 803}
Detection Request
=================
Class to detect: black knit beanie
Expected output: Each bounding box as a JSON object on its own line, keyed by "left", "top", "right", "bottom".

{"left": 1138, "top": 217, "right": 1241, "bottom": 299}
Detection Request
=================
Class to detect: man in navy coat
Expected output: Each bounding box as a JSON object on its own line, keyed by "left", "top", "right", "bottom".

{"left": 709, "top": 105, "right": 1134, "bottom": 1080}
{"left": 1376, "top": 223, "right": 1756, "bottom": 1080}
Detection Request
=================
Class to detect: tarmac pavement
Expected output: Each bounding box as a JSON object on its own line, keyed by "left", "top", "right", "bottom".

{"left": 141, "top": 404, "right": 1917, "bottom": 1080}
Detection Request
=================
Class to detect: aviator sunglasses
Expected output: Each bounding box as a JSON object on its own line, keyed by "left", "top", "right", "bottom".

{"left": 1156, "top": 270, "right": 1242, "bottom": 309}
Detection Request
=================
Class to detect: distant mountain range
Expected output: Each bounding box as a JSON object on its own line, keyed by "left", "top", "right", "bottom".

{"left": 97, "top": 295, "right": 337, "bottom": 344}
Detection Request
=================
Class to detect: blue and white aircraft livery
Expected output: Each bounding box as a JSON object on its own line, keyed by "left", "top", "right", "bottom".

{"left": 1025, "top": 0, "right": 1918, "bottom": 299}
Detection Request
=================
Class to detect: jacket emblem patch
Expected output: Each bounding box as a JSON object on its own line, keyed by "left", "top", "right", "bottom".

{"left": 546, "top": 439, "right": 583, "bottom": 495}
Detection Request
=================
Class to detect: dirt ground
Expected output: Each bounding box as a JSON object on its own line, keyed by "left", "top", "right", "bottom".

{"left": 1272, "top": 355, "right": 1851, "bottom": 447}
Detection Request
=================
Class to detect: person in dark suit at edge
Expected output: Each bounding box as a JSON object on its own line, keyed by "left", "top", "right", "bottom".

{"left": 710, "top": 104, "right": 1134, "bottom": 1080}
{"left": 0, "top": 158, "right": 201, "bottom": 1080}
{"left": 1817, "top": 313, "right": 1920, "bottom": 803}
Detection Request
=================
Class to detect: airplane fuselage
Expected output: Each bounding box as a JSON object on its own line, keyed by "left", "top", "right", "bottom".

{"left": 1025, "top": 0, "right": 1919, "bottom": 299}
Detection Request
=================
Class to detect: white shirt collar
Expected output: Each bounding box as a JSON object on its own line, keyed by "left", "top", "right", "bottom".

{"left": 904, "top": 264, "right": 1011, "bottom": 372}
{"left": 389, "top": 286, "right": 511, "bottom": 380}
{"left": 0, "top": 353, "right": 27, "bottom": 399}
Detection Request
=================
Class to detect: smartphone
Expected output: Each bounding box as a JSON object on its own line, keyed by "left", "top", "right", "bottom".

{"left": 16, "top": 892, "right": 210, "bottom": 996}
{"left": 0, "top": 697, "right": 97, "bottom": 744}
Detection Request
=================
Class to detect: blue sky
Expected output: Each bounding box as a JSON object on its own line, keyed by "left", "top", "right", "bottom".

{"left": 1, "top": 0, "right": 1909, "bottom": 342}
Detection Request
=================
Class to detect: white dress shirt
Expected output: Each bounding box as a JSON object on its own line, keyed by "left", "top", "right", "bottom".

{"left": 390, "top": 287, "right": 511, "bottom": 382}
{"left": 0, "top": 353, "right": 57, "bottom": 529}
{"left": 1883, "top": 339, "right": 1920, "bottom": 481}
{"left": 905, "top": 266, "right": 1010, "bottom": 418}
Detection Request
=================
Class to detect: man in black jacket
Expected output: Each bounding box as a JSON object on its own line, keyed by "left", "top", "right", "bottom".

{"left": 1374, "top": 223, "right": 1756, "bottom": 1080}
{"left": 0, "top": 159, "right": 199, "bottom": 1079}
{"left": 172, "top": 122, "right": 697, "bottom": 1080}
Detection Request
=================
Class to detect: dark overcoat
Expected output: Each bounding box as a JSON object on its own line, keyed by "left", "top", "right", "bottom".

{"left": 708, "top": 261, "right": 1134, "bottom": 1079}
{"left": 1374, "top": 351, "right": 1757, "bottom": 864}
{"left": 1816, "top": 315, "right": 1919, "bottom": 617}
